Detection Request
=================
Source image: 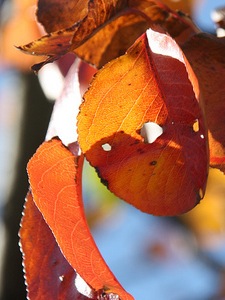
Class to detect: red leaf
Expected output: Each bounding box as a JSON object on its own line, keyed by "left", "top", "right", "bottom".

{"left": 27, "top": 138, "right": 133, "bottom": 300}
{"left": 19, "top": 191, "right": 92, "bottom": 300}
{"left": 77, "top": 29, "right": 208, "bottom": 216}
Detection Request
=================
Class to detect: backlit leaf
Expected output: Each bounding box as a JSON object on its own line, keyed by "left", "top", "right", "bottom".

{"left": 19, "top": 191, "right": 92, "bottom": 299}
{"left": 77, "top": 29, "right": 208, "bottom": 216}
{"left": 182, "top": 34, "right": 225, "bottom": 173}
{"left": 27, "top": 138, "right": 133, "bottom": 300}
{"left": 18, "top": 0, "right": 200, "bottom": 70}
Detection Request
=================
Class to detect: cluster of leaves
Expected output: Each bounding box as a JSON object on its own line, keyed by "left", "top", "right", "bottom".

{"left": 18, "top": 0, "right": 225, "bottom": 299}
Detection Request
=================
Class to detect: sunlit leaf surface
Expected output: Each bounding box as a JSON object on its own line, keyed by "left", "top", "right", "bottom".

{"left": 78, "top": 29, "right": 208, "bottom": 216}
{"left": 27, "top": 138, "right": 133, "bottom": 300}
{"left": 20, "top": 191, "right": 92, "bottom": 300}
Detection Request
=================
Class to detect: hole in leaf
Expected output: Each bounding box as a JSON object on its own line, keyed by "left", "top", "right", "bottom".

{"left": 140, "top": 122, "right": 163, "bottom": 143}
{"left": 193, "top": 119, "right": 199, "bottom": 132}
{"left": 102, "top": 143, "right": 112, "bottom": 151}
{"left": 59, "top": 275, "right": 64, "bottom": 282}
{"left": 200, "top": 134, "right": 204, "bottom": 139}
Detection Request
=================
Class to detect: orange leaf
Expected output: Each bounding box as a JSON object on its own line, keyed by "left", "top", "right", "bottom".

{"left": 18, "top": 0, "right": 200, "bottom": 70}
{"left": 77, "top": 29, "right": 208, "bottom": 216}
{"left": 182, "top": 34, "right": 225, "bottom": 172}
{"left": 27, "top": 138, "right": 133, "bottom": 300}
{"left": 19, "top": 191, "right": 92, "bottom": 300}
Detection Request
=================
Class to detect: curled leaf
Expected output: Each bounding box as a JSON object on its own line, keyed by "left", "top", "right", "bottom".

{"left": 18, "top": 0, "right": 200, "bottom": 70}
{"left": 27, "top": 138, "right": 133, "bottom": 300}
{"left": 20, "top": 191, "right": 91, "bottom": 300}
{"left": 78, "top": 29, "right": 208, "bottom": 216}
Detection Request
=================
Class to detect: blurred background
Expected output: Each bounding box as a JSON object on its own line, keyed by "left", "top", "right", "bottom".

{"left": 0, "top": 0, "right": 225, "bottom": 299}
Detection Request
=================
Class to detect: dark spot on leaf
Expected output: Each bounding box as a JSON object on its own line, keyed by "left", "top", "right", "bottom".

{"left": 52, "top": 259, "right": 59, "bottom": 266}
{"left": 130, "top": 140, "right": 139, "bottom": 146}
{"left": 150, "top": 161, "right": 157, "bottom": 166}
{"left": 137, "top": 148, "right": 145, "bottom": 154}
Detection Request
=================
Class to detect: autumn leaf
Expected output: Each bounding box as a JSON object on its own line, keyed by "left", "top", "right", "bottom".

{"left": 36, "top": 0, "right": 89, "bottom": 33}
{"left": 75, "top": 0, "right": 200, "bottom": 68}
{"left": 27, "top": 138, "right": 133, "bottom": 300}
{"left": 19, "top": 191, "right": 93, "bottom": 300}
{"left": 182, "top": 33, "right": 225, "bottom": 173}
{"left": 17, "top": 0, "right": 127, "bottom": 70}
{"left": 77, "top": 29, "right": 208, "bottom": 216}
{"left": 17, "top": 0, "right": 199, "bottom": 71}
{"left": 159, "top": 0, "right": 193, "bottom": 14}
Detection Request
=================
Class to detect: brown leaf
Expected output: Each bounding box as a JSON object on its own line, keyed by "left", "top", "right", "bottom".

{"left": 158, "top": 0, "right": 193, "bottom": 14}
{"left": 37, "top": 0, "right": 89, "bottom": 32}
{"left": 18, "top": 0, "right": 128, "bottom": 70}
{"left": 75, "top": 0, "right": 200, "bottom": 67}
{"left": 18, "top": 0, "right": 200, "bottom": 71}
